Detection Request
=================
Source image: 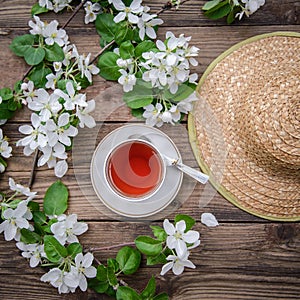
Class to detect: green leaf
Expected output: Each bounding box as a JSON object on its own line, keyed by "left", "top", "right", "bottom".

{"left": 95, "top": 13, "right": 117, "bottom": 43}
{"left": 119, "top": 41, "right": 135, "bottom": 59}
{"left": 150, "top": 225, "right": 167, "bottom": 242}
{"left": 116, "top": 286, "right": 141, "bottom": 300}
{"left": 43, "top": 180, "right": 68, "bottom": 216}
{"left": 44, "top": 235, "right": 68, "bottom": 263}
{"left": 114, "top": 24, "right": 134, "bottom": 45}
{"left": 153, "top": 293, "right": 169, "bottom": 300}
{"left": 135, "top": 236, "right": 162, "bottom": 256}
{"left": 163, "top": 83, "right": 195, "bottom": 103}
{"left": 31, "top": 3, "right": 48, "bottom": 15}
{"left": 28, "top": 63, "right": 52, "bottom": 88}
{"left": 7, "top": 99, "right": 18, "bottom": 111}
{"left": 116, "top": 246, "right": 141, "bottom": 275}
{"left": 98, "top": 51, "right": 120, "bottom": 81}
{"left": 24, "top": 46, "right": 45, "bottom": 66}
{"left": 9, "top": 34, "right": 35, "bottom": 57}
{"left": 202, "top": 0, "right": 221, "bottom": 10}
{"left": 20, "top": 228, "right": 42, "bottom": 244}
{"left": 107, "top": 258, "right": 119, "bottom": 273}
{"left": 96, "top": 264, "right": 108, "bottom": 282}
{"left": 146, "top": 252, "right": 167, "bottom": 266}
{"left": 28, "top": 201, "right": 40, "bottom": 212}
{"left": 88, "top": 278, "right": 109, "bottom": 293}
{"left": 141, "top": 276, "right": 156, "bottom": 299}
{"left": 123, "top": 81, "right": 153, "bottom": 109}
{"left": 0, "top": 156, "right": 7, "bottom": 168}
{"left": 175, "top": 214, "right": 196, "bottom": 231}
{"left": 0, "top": 88, "right": 13, "bottom": 101}
{"left": 131, "top": 108, "right": 144, "bottom": 119}
{"left": 0, "top": 102, "right": 15, "bottom": 119}
{"left": 204, "top": 2, "right": 231, "bottom": 19}
{"left": 33, "top": 211, "right": 47, "bottom": 225}
{"left": 107, "top": 266, "right": 118, "bottom": 287}
{"left": 135, "top": 40, "right": 156, "bottom": 57}
{"left": 44, "top": 43, "right": 65, "bottom": 62}
{"left": 67, "top": 243, "right": 82, "bottom": 259}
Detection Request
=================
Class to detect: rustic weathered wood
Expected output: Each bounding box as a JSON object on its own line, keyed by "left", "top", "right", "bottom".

{"left": 1, "top": 222, "right": 299, "bottom": 299}
{"left": 0, "top": 0, "right": 299, "bottom": 299}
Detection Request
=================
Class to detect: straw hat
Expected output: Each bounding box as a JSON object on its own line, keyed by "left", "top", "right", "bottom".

{"left": 188, "top": 32, "right": 300, "bottom": 221}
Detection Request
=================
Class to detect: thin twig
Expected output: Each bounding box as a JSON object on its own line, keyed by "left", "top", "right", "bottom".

{"left": 90, "top": 39, "right": 115, "bottom": 64}
{"left": 156, "top": 0, "right": 191, "bottom": 15}
{"left": 28, "top": 149, "right": 39, "bottom": 188}
{"left": 62, "top": 0, "right": 87, "bottom": 29}
{"left": 88, "top": 242, "right": 136, "bottom": 252}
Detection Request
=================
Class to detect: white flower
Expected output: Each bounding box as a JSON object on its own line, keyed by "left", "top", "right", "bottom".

{"left": 242, "top": 0, "right": 265, "bottom": 14}
{"left": 163, "top": 219, "right": 200, "bottom": 258}
{"left": 76, "top": 99, "right": 96, "bottom": 128}
{"left": 54, "top": 82, "right": 87, "bottom": 110}
{"left": 201, "top": 213, "right": 219, "bottom": 227}
{"left": 118, "top": 69, "right": 136, "bottom": 92}
{"left": 45, "top": 113, "right": 78, "bottom": 147}
{"left": 50, "top": 214, "right": 88, "bottom": 245}
{"left": 177, "top": 92, "right": 198, "bottom": 114}
{"left": 64, "top": 253, "right": 97, "bottom": 292}
{"left": 43, "top": 20, "right": 68, "bottom": 47}
{"left": 84, "top": 1, "right": 102, "bottom": 24}
{"left": 77, "top": 53, "right": 100, "bottom": 83}
{"left": 52, "top": 0, "right": 73, "bottom": 13}
{"left": 137, "top": 13, "right": 163, "bottom": 40}
{"left": 0, "top": 201, "right": 31, "bottom": 241}
{"left": 21, "top": 81, "right": 36, "bottom": 105}
{"left": 41, "top": 268, "right": 75, "bottom": 294}
{"left": 16, "top": 242, "right": 46, "bottom": 268}
{"left": 17, "top": 113, "right": 48, "bottom": 152}
{"left": 0, "top": 129, "right": 12, "bottom": 158}
{"left": 156, "top": 37, "right": 179, "bottom": 66}
{"left": 9, "top": 178, "right": 37, "bottom": 200}
{"left": 142, "top": 103, "right": 164, "bottom": 127}
{"left": 45, "top": 72, "right": 61, "bottom": 90}
{"left": 160, "top": 251, "right": 196, "bottom": 276}
{"left": 39, "top": 0, "right": 53, "bottom": 10}
{"left": 38, "top": 143, "right": 67, "bottom": 168}
{"left": 28, "top": 16, "right": 45, "bottom": 35}
{"left": 113, "top": 0, "right": 143, "bottom": 24}
{"left": 161, "top": 105, "right": 181, "bottom": 124}
{"left": 28, "top": 88, "right": 62, "bottom": 121}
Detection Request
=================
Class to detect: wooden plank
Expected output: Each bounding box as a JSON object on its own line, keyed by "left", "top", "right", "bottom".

{"left": 0, "top": 0, "right": 299, "bottom": 29}
{"left": 0, "top": 121, "right": 266, "bottom": 222}
{"left": 0, "top": 222, "right": 299, "bottom": 299}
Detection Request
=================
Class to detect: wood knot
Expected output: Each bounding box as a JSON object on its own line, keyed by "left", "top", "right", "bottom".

{"left": 268, "top": 224, "right": 297, "bottom": 244}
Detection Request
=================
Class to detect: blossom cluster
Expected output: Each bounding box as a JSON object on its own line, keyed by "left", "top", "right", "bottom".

{"left": 160, "top": 219, "right": 200, "bottom": 275}
{"left": 0, "top": 178, "right": 96, "bottom": 294}
{"left": 114, "top": 30, "right": 200, "bottom": 127}
{"left": 39, "top": 0, "right": 73, "bottom": 13}
{"left": 0, "top": 127, "right": 12, "bottom": 173}
{"left": 109, "top": 0, "right": 164, "bottom": 41}
{"left": 15, "top": 16, "right": 98, "bottom": 178}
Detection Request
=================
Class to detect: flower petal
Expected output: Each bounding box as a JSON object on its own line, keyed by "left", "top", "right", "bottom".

{"left": 201, "top": 213, "right": 219, "bottom": 227}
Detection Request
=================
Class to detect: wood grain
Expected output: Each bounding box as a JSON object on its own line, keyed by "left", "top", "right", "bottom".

{"left": 0, "top": 0, "right": 299, "bottom": 299}
{"left": 1, "top": 222, "right": 299, "bottom": 299}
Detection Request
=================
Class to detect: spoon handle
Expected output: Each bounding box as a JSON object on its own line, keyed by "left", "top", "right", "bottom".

{"left": 174, "top": 161, "right": 209, "bottom": 184}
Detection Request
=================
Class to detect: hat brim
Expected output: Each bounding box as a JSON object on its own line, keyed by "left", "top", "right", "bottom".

{"left": 188, "top": 32, "right": 300, "bottom": 221}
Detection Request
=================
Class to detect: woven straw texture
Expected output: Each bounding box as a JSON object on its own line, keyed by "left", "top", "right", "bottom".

{"left": 188, "top": 32, "right": 300, "bottom": 221}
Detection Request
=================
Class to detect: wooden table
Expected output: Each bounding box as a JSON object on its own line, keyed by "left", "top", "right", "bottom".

{"left": 0, "top": 1, "right": 299, "bottom": 299}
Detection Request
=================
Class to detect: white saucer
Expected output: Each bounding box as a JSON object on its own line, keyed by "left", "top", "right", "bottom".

{"left": 90, "top": 124, "right": 183, "bottom": 218}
